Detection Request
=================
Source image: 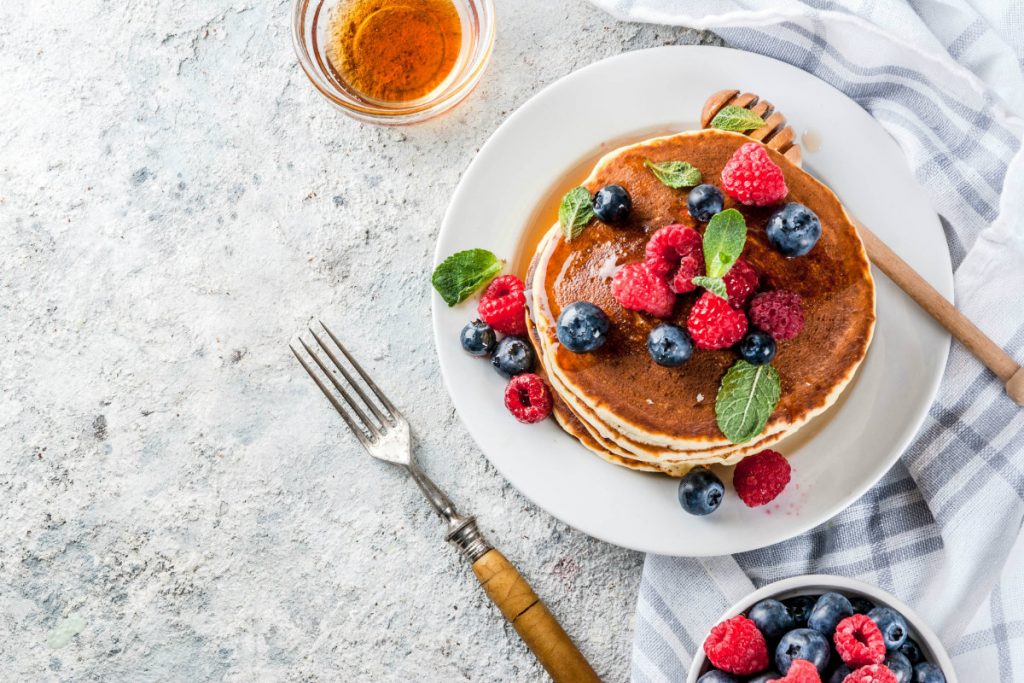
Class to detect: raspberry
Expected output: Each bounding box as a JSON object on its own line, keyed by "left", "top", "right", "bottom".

{"left": 478, "top": 275, "right": 527, "bottom": 336}
{"left": 721, "top": 142, "right": 788, "bottom": 206}
{"left": 610, "top": 262, "right": 676, "bottom": 318}
{"left": 644, "top": 224, "right": 705, "bottom": 294}
{"left": 723, "top": 258, "right": 759, "bottom": 309}
{"left": 503, "top": 373, "right": 552, "bottom": 424}
{"left": 733, "top": 449, "right": 791, "bottom": 507}
{"left": 842, "top": 664, "right": 898, "bottom": 683}
{"left": 834, "top": 615, "right": 886, "bottom": 668}
{"left": 777, "top": 660, "right": 822, "bottom": 683}
{"left": 749, "top": 290, "right": 804, "bottom": 341}
{"left": 703, "top": 615, "right": 769, "bottom": 675}
{"left": 687, "top": 291, "right": 748, "bottom": 350}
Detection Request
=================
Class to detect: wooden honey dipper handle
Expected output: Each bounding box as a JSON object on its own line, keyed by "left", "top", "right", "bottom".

{"left": 473, "top": 549, "right": 601, "bottom": 683}
{"left": 854, "top": 222, "right": 1024, "bottom": 404}
{"left": 702, "top": 90, "right": 1024, "bottom": 406}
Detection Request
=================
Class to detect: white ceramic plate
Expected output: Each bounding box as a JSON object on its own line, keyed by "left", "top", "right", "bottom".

{"left": 431, "top": 46, "right": 951, "bottom": 556}
{"left": 686, "top": 575, "right": 958, "bottom": 682}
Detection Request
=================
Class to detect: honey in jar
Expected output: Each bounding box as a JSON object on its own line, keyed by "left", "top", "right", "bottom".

{"left": 326, "top": 0, "right": 464, "bottom": 104}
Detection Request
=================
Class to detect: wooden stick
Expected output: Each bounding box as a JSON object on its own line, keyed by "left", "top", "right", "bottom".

{"left": 855, "top": 221, "right": 1024, "bottom": 405}
{"left": 473, "top": 549, "right": 600, "bottom": 683}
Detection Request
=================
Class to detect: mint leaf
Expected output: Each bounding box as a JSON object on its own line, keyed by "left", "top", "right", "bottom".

{"left": 431, "top": 249, "right": 502, "bottom": 306}
{"left": 691, "top": 276, "right": 727, "bottom": 299}
{"left": 644, "top": 159, "right": 702, "bottom": 188}
{"left": 710, "top": 106, "right": 765, "bottom": 132}
{"left": 715, "top": 360, "right": 781, "bottom": 444}
{"left": 559, "top": 187, "right": 595, "bottom": 241}
{"left": 703, "top": 208, "right": 747, "bottom": 278}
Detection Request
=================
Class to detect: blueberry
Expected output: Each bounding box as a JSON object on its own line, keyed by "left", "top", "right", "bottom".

{"left": 593, "top": 184, "right": 632, "bottom": 224}
{"left": 678, "top": 466, "right": 724, "bottom": 516}
{"left": 460, "top": 320, "right": 497, "bottom": 357}
{"left": 850, "top": 596, "right": 875, "bottom": 615}
{"left": 783, "top": 596, "right": 818, "bottom": 627}
{"left": 748, "top": 599, "right": 796, "bottom": 642}
{"left": 687, "top": 184, "right": 724, "bottom": 222}
{"left": 737, "top": 331, "right": 776, "bottom": 366}
{"left": 766, "top": 203, "right": 822, "bottom": 257}
{"left": 696, "top": 671, "right": 736, "bottom": 683}
{"left": 898, "top": 638, "right": 924, "bottom": 665}
{"left": 746, "top": 673, "right": 779, "bottom": 683}
{"left": 827, "top": 665, "right": 852, "bottom": 683}
{"left": 885, "top": 652, "right": 913, "bottom": 683}
{"left": 868, "top": 607, "right": 909, "bottom": 650}
{"left": 912, "top": 662, "right": 946, "bottom": 683}
{"left": 556, "top": 302, "right": 610, "bottom": 353}
{"left": 807, "top": 592, "right": 854, "bottom": 637}
{"left": 775, "top": 628, "right": 830, "bottom": 674}
{"left": 491, "top": 337, "right": 535, "bottom": 378}
{"left": 647, "top": 324, "right": 694, "bottom": 367}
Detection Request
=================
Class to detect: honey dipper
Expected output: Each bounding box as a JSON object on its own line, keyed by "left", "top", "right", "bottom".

{"left": 703, "top": 90, "right": 1024, "bottom": 406}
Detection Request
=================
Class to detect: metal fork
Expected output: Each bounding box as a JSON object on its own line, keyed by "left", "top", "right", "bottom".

{"left": 291, "top": 322, "right": 599, "bottom": 683}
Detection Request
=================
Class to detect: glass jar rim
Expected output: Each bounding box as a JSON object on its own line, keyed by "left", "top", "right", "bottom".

{"left": 291, "top": 0, "right": 496, "bottom": 125}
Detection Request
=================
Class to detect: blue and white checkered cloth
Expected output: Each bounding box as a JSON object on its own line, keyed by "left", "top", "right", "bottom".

{"left": 586, "top": 1, "right": 1024, "bottom": 679}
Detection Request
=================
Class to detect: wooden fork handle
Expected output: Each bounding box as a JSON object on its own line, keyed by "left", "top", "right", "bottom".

{"left": 473, "top": 549, "right": 600, "bottom": 682}
{"left": 856, "top": 222, "right": 1024, "bottom": 405}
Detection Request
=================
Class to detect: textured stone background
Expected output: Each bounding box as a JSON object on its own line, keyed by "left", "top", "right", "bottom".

{"left": 0, "top": 2, "right": 717, "bottom": 680}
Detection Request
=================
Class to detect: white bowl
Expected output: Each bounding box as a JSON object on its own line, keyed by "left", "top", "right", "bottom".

{"left": 687, "top": 575, "right": 957, "bottom": 682}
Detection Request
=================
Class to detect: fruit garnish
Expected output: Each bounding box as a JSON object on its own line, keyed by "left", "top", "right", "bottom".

{"left": 715, "top": 359, "right": 781, "bottom": 443}
{"left": 710, "top": 105, "right": 765, "bottom": 132}
{"left": 738, "top": 331, "right": 776, "bottom": 366}
{"left": 432, "top": 248, "right": 503, "bottom": 306}
{"left": 460, "top": 320, "right": 497, "bottom": 357}
{"left": 644, "top": 158, "right": 702, "bottom": 188}
{"left": 678, "top": 466, "right": 724, "bottom": 516}
{"left": 645, "top": 224, "right": 704, "bottom": 294}
{"left": 704, "top": 615, "right": 769, "bottom": 675}
{"left": 503, "top": 373, "right": 552, "bottom": 424}
{"left": 559, "top": 186, "right": 595, "bottom": 240}
{"left": 688, "top": 291, "right": 749, "bottom": 350}
{"left": 556, "top": 302, "right": 610, "bottom": 353}
{"left": 748, "top": 599, "right": 796, "bottom": 641}
{"left": 733, "top": 449, "right": 791, "bottom": 507}
{"left": 767, "top": 203, "right": 822, "bottom": 257}
{"left": 647, "top": 323, "right": 694, "bottom": 367}
{"left": 749, "top": 290, "right": 805, "bottom": 341}
{"left": 610, "top": 262, "right": 675, "bottom": 318}
{"left": 775, "top": 628, "right": 831, "bottom": 675}
{"left": 592, "top": 184, "right": 632, "bottom": 224}
{"left": 721, "top": 142, "right": 788, "bottom": 206}
{"left": 776, "top": 660, "right": 823, "bottom": 683}
{"left": 842, "top": 664, "right": 898, "bottom": 683}
{"left": 477, "top": 274, "right": 527, "bottom": 335}
{"left": 809, "top": 593, "right": 855, "bottom": 638}
{"left": 491, "top": 336, "right": 535, "bottom": 378}
{"left": 866, "top": 608, "right": 909, "bottom": 651}
{"left": 834, "top": 615, "right": 886, "bottom": 668}
{"left": 723, "top": 258, "right": 759, "bottom": 309}
{"left": 687, "top": 183, "right": 725, "bottom": 222}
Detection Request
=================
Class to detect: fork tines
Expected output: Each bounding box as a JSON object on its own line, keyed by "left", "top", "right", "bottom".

{"left": 290, "top": 321, "right": 397, "bottom": 445}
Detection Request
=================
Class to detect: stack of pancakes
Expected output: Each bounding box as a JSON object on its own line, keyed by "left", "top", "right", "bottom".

{"left": 525, "top": 130, "right": 875, "bottom": 476}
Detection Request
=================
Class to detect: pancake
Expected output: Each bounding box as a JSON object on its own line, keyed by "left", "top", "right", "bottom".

{"left": 526, "top": 129, "right": 875, "bottom": 472}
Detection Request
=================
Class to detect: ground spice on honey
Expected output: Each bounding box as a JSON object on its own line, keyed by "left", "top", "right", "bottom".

{"left": 326, "top": 0, "right": 463, "bottom": 103}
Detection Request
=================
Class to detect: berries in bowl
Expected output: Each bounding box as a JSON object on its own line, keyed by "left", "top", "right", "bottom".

{"left": 688, "top": 575, "right": 956, "bottom": 683}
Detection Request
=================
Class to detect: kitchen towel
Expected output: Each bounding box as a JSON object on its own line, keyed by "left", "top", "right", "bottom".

{"left": 585, "top": 0, "right": 1024, "bottom": 680}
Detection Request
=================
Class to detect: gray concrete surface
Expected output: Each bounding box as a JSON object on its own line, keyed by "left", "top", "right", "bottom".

{"left": 0, "top": 2, "right": 717, "bottom": 680}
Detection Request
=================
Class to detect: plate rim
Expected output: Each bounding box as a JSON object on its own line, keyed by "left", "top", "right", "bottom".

{"left": 431, "top": 45, "right": 953, "bottom": 556}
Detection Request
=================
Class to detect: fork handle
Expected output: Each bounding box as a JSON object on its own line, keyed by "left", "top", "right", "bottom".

{"left": 472, "top": 548, "right": 600, "bottom": 683}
